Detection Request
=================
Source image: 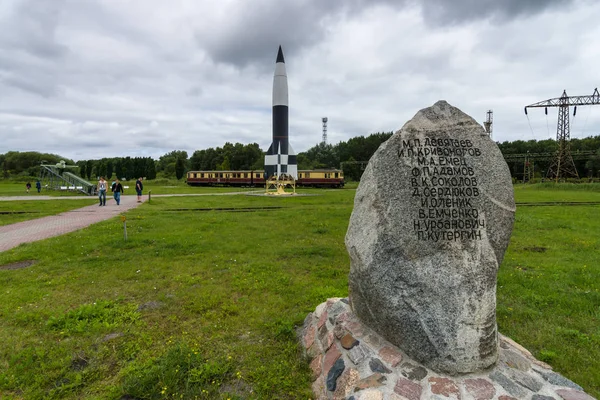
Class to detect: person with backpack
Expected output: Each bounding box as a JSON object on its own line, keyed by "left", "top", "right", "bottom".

{"left": 97, "top": 176, "right": 107, "bottom": 206}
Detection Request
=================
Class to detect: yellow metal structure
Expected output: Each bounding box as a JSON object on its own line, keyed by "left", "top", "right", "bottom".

{"left": 265, "top": 174, "right": 296, "bottom": 195}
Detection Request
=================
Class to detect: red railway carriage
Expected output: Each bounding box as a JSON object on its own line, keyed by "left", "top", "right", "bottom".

{"left": 185, "top": 170, "right": 265, "bottom": 187}
{"left": 186, "top": 169, "right": 344, "bottom": 188}
{"left": 297, "top": 170, "right": 344, "bottom": 188}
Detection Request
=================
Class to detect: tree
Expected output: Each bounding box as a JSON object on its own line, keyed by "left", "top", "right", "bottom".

{"left": 157, "top": 150, "right": 188, "bottom": 178}
{"left": 175, "top": 157, "right": 185, "bottom": 180}
{"left": 115, "top": 159, "right": 123, "bottom": 179}
{"left": 106, "top": 161, "right": 113, "bottom": 180}
{"left": 86, "top": 161, "right": 93, "bottom": 180}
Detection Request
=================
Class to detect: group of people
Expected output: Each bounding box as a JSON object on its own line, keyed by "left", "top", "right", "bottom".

{"left": 97, "top": 177, "right": 144, "bottom": 206}
{"left": 25, "top": 181, "right": 42, "bottom": 193}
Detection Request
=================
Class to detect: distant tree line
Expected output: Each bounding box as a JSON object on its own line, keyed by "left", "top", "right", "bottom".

{"left": 3, "top": 133, "right": 600, "bottom": 182}
{"left": 498, "top": 136, "right": 600, "bottom": 180}
{"left": 75, "top": 157, "right": 157, "bottom": 181}
{"left": 0, "top": 151, "right": 75, "bottom": 179}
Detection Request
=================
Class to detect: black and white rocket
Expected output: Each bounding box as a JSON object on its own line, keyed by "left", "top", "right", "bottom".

{"left": 264, "top": 45, "right": 297, "bottom": 179}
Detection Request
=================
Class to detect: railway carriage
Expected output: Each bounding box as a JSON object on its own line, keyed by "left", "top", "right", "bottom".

{"left": 186, "top": 170, "right": 265, "bottom": 187}
{"left": 186, "top": 169, "right": 344, "bottom": 188}
{"left": 297, "top": 170, "right": 344, "bottom": 187}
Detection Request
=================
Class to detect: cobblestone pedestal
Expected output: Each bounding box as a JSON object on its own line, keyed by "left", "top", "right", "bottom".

{"left": 300, "top": 298, "right": 595, "bottom": 400}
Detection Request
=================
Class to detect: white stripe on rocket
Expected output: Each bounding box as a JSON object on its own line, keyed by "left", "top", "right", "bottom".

{"left": 273, "top": 63, "right": 288, "bottom": 107}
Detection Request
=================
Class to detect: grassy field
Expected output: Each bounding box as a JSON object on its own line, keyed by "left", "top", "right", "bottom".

{"left": 0, "top": 183, "right": 598, "bottom": 399}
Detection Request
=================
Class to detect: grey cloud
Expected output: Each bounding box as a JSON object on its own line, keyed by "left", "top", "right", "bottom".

{"left": 194, "top": 0, "right": 405, "bottom": 67}
{"left": 419, "top": 0, "right": 576, "bottom": 25}
{"left": 196, "top": 0, "right": 577, "bottom": 68}
{"left": 2, "top": 73, "right": 63, "bottom": 98}
{"left": 0, "top": 0, "right": 69, "bottom": 60}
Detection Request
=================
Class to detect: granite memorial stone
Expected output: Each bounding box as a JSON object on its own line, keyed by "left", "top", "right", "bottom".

{"left": 345, "top": 100, "right": 515, "bottom": 374}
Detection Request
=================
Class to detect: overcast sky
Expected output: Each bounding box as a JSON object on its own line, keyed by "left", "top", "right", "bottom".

{"left": 1, "top": 0, "right": 599, "bottom": 162}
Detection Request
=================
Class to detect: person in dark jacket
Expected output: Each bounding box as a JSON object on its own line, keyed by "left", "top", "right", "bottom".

{"left": 135, "top": 177, "right": 143, "bottom": 203}
{"left": 35, "top": 180, "right": 41, "bottom": 193}
{"left": 112, "top": 178, "right": 124, "bottom": 205}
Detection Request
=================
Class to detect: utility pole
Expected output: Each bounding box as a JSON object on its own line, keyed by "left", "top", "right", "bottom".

{"left": 525, "top": 88, "right": 600, "bottom": 182}
{"left": 322, "top": 117, "right": 328, "bottom": 145}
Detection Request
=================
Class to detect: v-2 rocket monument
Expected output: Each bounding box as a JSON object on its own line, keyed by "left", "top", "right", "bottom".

{"left": 264, "top": 46, "right": 297, "bottom": 179}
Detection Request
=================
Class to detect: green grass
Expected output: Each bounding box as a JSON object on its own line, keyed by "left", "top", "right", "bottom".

{"left": 0, "top": 184, "right": 598, "bottom": 398}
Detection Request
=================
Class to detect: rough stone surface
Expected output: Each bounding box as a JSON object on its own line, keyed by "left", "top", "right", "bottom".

{"left": 504, "top": 367, "right": 543, "bottom": 392}
{"left": 536, "top": 369, "right": 584, "bottom": 391}
{"left": 327, "top": 358, "right": 346, "bottom": 391}
{"left": 394, "top": 377, "right": 423, "bottom": 400}
{"left": 499, "top": 349, "right": 531, "bottom": 371}
{"left": 556, "top": 389, "right": 596, "bottom": 400}
{"left": 341, "top": 333, "right": 359, "bottom": 350}
{"left": 310, "top": 354, "right": 323, "bottom": 381}
{"left": 369, "top": 358, "right": 392, "bottom": 374}
{"left": 333, "top": 368, "right": 359, "bottom": 400}
{"left": 429, "top": 377, "right": 460, "bottom": 399}
{"left": 400, "top": 362, "right": 428, "bottom": 381}
{"left": 312, "top": 374, "right": 327, "bottom": 400}
{"left": 348, "top": 345, "right": 368, "bottom": 365}
{"left": 359, "top": 389, "right": 383, "bottom": 400}
{"left": 346, "top": 101, "right": 515, "bottom": 374}
{"left": 355, "top": 373, "right": 386, "bottom": 391}
{"left": 304, "top": 324, "right": 317, "bottom": 349}
{"left": 378, "top": 346, "right": 403, "bottom": 367}
{"left": 463, "top": 378, "right": 495, "bottom": 400}
{"left": 323, "top": 344, "right": 342, "bottom": 377}
{"left": 300, "top": 298, "right": 595, "bottom": 400}
{"left": 490, "top": 371, "right": 527, "bottom": 398}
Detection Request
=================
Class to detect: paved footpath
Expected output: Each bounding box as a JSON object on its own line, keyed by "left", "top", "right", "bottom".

{"left": 0, "top": 195, "right": 145, "bottom": 252}
{"left": 0, "top": 191, "right": 262, "bottom": 253}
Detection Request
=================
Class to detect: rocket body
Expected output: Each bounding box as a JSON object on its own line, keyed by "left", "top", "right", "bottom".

{"left": 265, "top": 46, "right": 297, "bottom": 179}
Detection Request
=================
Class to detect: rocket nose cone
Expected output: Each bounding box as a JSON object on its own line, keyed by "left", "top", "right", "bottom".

{"left": 276, "top": 46, "right": 285, "bottom": 63}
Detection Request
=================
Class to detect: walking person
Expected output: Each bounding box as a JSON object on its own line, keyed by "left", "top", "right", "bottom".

{"left": 26, "top": 182, "right": 31, "bottom": 193}
{"left": 112, "top": 178, "right": 124, "bottom": 205}
{"left": 35, "top": 180, "right": 41, "bottom": 193}
{"left": 135, "top": 177, "right": 143, "bottom": 203}
{"left": 97, "top": 176, "right": 107, "bottom": 206}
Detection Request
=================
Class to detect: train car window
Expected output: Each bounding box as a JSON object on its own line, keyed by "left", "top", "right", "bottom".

{"left": 335, "top": 173, "right": 338, "bottom": 178}
{"left": 200, "top": 173, "right": 204, "bottom": 178}
{"left": 306, "top": 172, "right": 310, "bottom": 178}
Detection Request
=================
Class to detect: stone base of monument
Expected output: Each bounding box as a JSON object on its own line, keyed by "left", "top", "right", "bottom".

{"left": 300, "top": 298, "right": 595, "bottom": 400}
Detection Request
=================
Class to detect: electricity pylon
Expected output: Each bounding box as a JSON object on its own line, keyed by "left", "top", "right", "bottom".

{"left": 524, "top": 88, "right": 600, "bottom": 182}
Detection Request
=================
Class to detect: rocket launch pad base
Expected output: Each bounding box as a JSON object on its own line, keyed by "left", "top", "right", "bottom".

{"left": 265, "top": 174, "right": 296, "bottom": 196}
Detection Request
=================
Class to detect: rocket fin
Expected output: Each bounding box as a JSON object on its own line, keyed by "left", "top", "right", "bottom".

{"left": 287, "top": 143, "right": 296, "bottom": 156}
